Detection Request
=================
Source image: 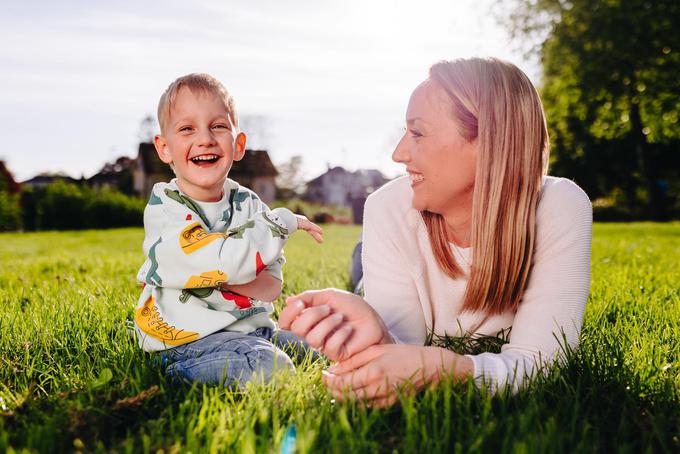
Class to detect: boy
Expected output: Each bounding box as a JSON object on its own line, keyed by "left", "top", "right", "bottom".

{"left": 134, "top": 73, "right": 323, "bottom": 387}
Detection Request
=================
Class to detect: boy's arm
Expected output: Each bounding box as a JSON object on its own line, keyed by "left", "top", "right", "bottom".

{"left": 142, "top": 189, "right": 298, "bottom": 290}
{"left": 222, "top": 271, "right": 283, "bottom": 302}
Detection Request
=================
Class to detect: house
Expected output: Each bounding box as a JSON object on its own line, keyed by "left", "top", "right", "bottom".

{"left": 0, "top": 161, "right": 21, "bottom": 194}
{"left": 89, "top": 156, "right": 135, "bottom": 194}
{"left": 229, "top": 149, "right": 278, "bottom": 205}
{"left": 132, "top": 142, "right": 175, "bottom": 199}
{"left": 304, "top": 166, "right": 388, "bottom": 223}
{"left": 132, "top": 143, "right": 278, "bottom": 204}
{"left": 305, "top": 166, "right": 387, "bottom": 207}
{"left": 21, "top": 173, "right": 79, "bottom": 189}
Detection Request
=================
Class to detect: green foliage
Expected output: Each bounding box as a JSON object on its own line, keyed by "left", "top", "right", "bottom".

{"left": 0, "top": 192, "right": 22, "bottom": 231}
{"left": 505, "top": 0, "right": 680, "bottom": 219}
{"left": 0, "top": 224, "right": 678, "bottom": 451}
{"left": 19, "top": 181, "right": 145, "bottom": 231}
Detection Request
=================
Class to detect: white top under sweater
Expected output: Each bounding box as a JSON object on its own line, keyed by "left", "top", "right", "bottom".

{"left": 134, "top": 178, "right": 297, "bottom": 352}
{"left": 362, "top": 175, "right": 592, "bottom": 391}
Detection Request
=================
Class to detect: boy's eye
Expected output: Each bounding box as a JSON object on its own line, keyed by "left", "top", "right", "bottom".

{"left": 212, "top": 123, "right": 230, "bottom": 130}
{"left": 409, "top": 129, "right": 422, "bottom": 138}
{"left": 179, "top": 126, "right": 194, "bottom": 132}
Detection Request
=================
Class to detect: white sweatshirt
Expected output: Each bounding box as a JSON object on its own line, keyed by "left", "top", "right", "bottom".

{"left": 134, "top": 178, "right": 298, "bottom": 352}
{"left": 362, "top": 176, "right": 592, "bottom": 391}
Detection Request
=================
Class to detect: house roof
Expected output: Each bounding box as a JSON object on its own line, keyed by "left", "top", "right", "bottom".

{"left": 21, "top": 173, "right": 79, "bottom": 186}
{"left": 230, "top": 149, "right": 278, "bottom": 178}
{"left": 0, "top": 161, "right": 21, "bottom": 194}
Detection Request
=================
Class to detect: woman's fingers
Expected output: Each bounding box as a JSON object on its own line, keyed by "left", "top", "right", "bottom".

{"left": 277, "top": 298, "right": 306, "bottom": 329}
{"left": 321, "top": 324, "right": 353, "bottom": 361}
{"left": 327, "top": 345, "right": 383, "bottom": 375}
{"left": 289, "top": 304, "right": 332, "bottom": 338}
{"left": 305, "top": 312, "right": 345, "bottom": 349}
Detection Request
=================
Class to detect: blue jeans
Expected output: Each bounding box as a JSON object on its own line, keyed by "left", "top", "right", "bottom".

{"left": 158, "top": 327, "right": 313, "bottom": 388}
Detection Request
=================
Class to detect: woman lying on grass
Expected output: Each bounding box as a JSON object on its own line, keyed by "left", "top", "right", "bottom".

{"left": 279, "top": 57, "right": 593, "bottom": 407}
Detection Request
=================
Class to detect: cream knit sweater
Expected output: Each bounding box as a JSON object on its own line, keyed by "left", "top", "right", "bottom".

{"left": 362, "top": 175, "right": 592, "bottom": 391}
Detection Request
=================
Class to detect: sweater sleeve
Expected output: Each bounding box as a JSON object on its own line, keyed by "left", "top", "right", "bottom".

{"left": 466, "top": 179, "right": 593, "bottom": 391}
{"left": 362, "top": 184, "right": 428, "bottom": 345}
{"left": 141, "top": 187, "right": 298, "bottom": 289}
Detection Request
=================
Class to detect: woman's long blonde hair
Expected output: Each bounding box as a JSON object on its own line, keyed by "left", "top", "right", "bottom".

{"left": 425, "top": 58, "right": 549, "bottom": 315}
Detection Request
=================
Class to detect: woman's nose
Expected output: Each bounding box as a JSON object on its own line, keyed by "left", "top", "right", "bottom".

{"left": 392, "top": 134, "right": 410, "bottom": 163}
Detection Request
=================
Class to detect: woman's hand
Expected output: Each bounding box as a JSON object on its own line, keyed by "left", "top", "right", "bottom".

{"left": 295, "top": 215, "right": 324, "bottom": 243}
{"left": 278, "top": 288, "right": 393, "bottom": 361}
{"left": 322, "top": 344, "right": 473, "bottom": 408}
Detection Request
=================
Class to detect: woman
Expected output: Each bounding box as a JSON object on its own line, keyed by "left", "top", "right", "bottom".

{"left": 279, "top": 57, "right": 592, "bottom": 407}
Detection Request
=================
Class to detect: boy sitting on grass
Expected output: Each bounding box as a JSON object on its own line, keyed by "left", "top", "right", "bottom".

{"left": 134, "top": 73, "right": 323, "bottom": 387}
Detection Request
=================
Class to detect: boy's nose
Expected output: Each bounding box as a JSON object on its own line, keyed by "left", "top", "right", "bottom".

{"left": 197, "top": 128, "right": 216, "bottom": 146}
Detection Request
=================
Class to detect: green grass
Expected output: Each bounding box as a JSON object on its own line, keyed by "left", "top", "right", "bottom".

{"left": 0, "top": 223, "right": 678, "bottom": 453}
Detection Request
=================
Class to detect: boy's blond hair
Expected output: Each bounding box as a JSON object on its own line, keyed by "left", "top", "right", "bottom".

{"left": 157, "top": 73, "right": 238, "bottom": 133}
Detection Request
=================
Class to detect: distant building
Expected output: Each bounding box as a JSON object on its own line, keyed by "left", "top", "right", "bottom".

{"left": 133, "top": 142, "right": 176, "bottom": 199}
{"left": 89, "top": 156, "right": 135, "bottom": 194}
{"left": 132, "top": 143, "right": 279, "bottom": 204}
{"left": 21, "top": 173, "right": 79, "bottom": 189}
{"left": 229, "top": 149, "right": 278, "bottom": 205}
{"left": 305, "top": 166, "right": 388, "bottom": 207}
{"left": 0, "top": 161, "right": 21, "bottom": 194}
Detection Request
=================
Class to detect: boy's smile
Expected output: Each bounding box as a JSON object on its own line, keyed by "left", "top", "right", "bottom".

{"left": 154, "top": 86, "right": 246, "bottom": 202}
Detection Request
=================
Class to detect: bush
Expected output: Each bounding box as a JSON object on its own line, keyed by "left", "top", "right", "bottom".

{"left": 19, "top": 181, "right": 145, "bottom": 231}
{"left": 0, "top": 192, "right": 22, "bottom": 231}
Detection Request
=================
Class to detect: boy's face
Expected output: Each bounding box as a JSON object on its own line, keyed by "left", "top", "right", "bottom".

{"left": 154, "top": 86, "right": 246, "bottom": 202}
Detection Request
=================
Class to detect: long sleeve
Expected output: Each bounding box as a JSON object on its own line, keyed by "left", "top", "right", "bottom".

{"left": 362, "top": 184, "right": 428, "bottom": 345}
{"left": 466, "top": 178, "right": 593, "bottom": 391}
{"left": 139, "top": 184, "right": 297, "bottom": 289}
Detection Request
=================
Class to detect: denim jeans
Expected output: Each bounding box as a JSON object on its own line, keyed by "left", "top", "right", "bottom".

{"left": 158, "top": 327, "right": 313, "bottom": 388}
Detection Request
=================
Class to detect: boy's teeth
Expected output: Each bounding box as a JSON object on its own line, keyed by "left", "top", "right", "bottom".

{"left": 410, "top": 173, "right": 424, "bottom": 182}
{"left": 192, "top": 155, "right": 219, "bottom": 162}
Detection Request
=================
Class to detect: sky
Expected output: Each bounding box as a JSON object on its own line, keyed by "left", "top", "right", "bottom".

{"left": 0, "top": 0, "right": 535, "bottom": 182}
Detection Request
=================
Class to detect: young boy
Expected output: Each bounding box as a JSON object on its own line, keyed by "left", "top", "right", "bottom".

{"left": 134, "top": 73, "right": 323, "bottom": 387}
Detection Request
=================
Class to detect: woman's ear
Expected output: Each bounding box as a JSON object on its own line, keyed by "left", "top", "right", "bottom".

{"left": 234, "top": 132, "right": 247, "bottom": 161}
{"left": 154, "top": 134, "right": 173, "bottom": 164}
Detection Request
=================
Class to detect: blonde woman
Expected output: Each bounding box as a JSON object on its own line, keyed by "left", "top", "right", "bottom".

{"left": 279, "top": 58, "right": 592, "bottom": 407}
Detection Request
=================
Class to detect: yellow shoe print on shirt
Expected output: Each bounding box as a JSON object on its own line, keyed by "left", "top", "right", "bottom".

{"left": 184, "top": 270, "right": 227, "bottom": 288}
{"left": 180, "top": 222, "right": 226, "bottom": 254}
{"left": 135, "top": 296, "right": 199, "bottom": 346}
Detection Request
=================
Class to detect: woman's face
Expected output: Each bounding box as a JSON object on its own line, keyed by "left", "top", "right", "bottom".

{"left": 392, "top": 79, "right": 477, "bottom": 216}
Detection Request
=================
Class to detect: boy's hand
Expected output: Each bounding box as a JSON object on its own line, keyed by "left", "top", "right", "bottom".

{"left": 296, "top": 215, "right": 324, "bottom": 243}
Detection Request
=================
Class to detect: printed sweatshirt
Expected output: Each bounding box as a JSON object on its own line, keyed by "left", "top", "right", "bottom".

{"left": 134, "top": 178, "right": 297, "bottom": 352}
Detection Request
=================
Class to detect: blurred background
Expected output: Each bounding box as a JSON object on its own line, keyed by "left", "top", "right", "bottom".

{"left": 0, "top": 0, "right": 678, "bottom": 231}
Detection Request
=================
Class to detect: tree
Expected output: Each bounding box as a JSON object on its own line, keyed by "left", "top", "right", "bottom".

{"left": 276, "top": 155, "right": 305, "bottom": 200}
{"left": 504, "top": 0, "right": 680, "bottom": 219}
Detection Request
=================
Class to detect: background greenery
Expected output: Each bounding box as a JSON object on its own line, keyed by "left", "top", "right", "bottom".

{"left": 504, "top": 0, "right": 680, "bottom": 220}
{"left": 0, "top": 224, "right": 677, "bottom": 452}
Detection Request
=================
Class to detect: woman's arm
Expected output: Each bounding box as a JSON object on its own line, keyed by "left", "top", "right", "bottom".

{"left": 467, "top": 178, "right": 593, "bottom": 391}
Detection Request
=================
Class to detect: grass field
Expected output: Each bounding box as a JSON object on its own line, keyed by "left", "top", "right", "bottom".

{"left": 0, "top": 223, "right": 678, "bottom": 453}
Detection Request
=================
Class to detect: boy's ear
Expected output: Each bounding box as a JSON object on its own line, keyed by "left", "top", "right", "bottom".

{"left": 154, "top": 134, "right": 173, "bottom": 164}
{"left": 234, "top": 132, "right": 247, "bottom": 161}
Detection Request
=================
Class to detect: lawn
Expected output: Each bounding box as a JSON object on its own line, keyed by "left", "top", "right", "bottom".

{"left": 0, "top": 223, "right": 678, "bottom": 453}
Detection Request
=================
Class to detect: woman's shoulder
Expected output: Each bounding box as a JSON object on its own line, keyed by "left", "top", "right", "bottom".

{"left": 539, "top": 176, "right": 592, "bottom": 216}
{"left": 365, "top": 176, "right": 417, "bottom": 217}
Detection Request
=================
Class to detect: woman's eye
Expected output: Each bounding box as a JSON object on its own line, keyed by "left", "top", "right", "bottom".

{"left": 409, "top": 129, "right": 422, "bottom": 138}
